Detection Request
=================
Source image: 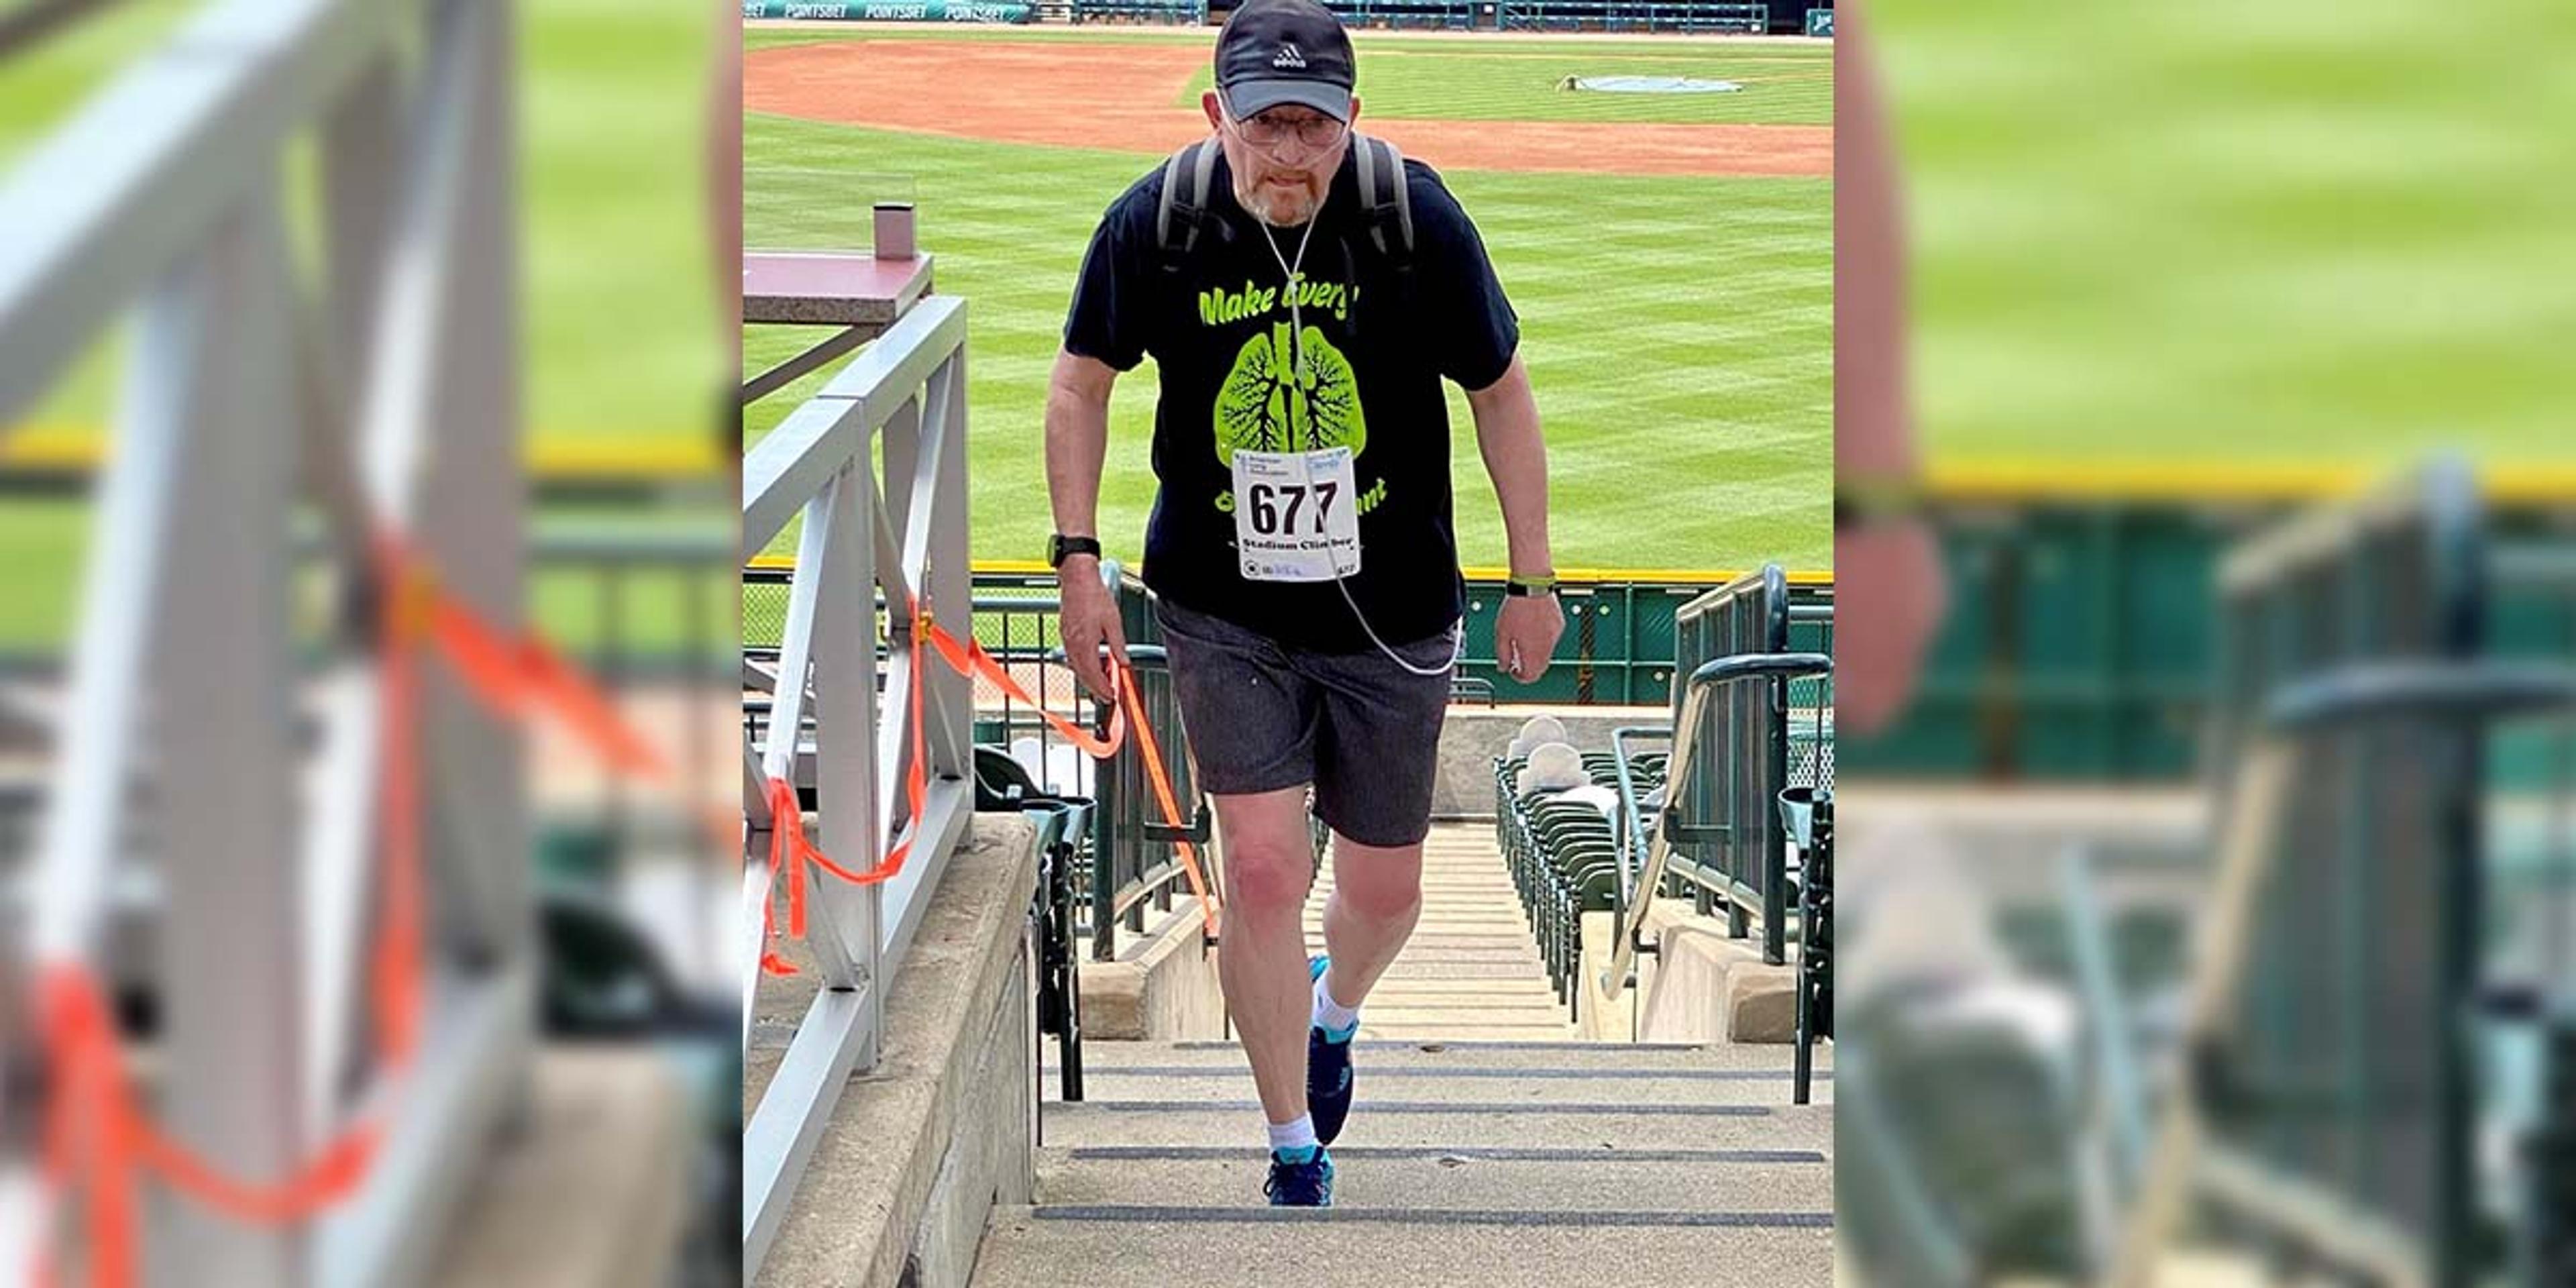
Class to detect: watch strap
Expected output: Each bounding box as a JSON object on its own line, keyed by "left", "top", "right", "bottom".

{"left": 1049, "top": 534, "right": 1103, "bottom": 568}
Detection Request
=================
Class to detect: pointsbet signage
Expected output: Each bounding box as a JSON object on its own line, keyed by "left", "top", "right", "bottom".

{"left": 742, "top": 1, "right": 1034, "bottom": 21}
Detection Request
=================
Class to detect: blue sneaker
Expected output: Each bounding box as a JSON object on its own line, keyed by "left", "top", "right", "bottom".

{"left": 1307, "top": 955, "right": 1357, "bottom": 1145}
{"left": 1264, "top": 1146, "right": 1334, "bottom": 1207}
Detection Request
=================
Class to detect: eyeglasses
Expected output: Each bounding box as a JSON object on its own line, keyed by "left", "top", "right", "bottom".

{"left": 1224, "top": 108, "right": 1348, "bottom": 153}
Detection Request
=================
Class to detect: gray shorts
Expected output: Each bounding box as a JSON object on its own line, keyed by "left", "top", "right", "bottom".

{"left": 1152, "top": 598, "right": 1457, "bottom": 848}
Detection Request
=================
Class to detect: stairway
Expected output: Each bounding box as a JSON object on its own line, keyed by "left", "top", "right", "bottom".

{"left": 973, "top": 1039, "right": 1834, "bottom": 1287}
{"left": 1306, "top": 820, "right": 1575, "bottom": 1041}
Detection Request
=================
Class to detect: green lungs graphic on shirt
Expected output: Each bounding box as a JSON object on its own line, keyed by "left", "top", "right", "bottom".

{"left": 1212, "top": 321, "right": 1366, "bottom": 464}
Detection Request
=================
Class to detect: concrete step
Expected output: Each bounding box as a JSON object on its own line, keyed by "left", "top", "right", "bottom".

{"left": 1305, "top": 931, "right": 1537, "bottom": 943}
{"left": 1311, "top": 886, "right": 1515, "bottom": 896}
{"left": 1321, "top": 863, "right": 1503, "bottom": 871}
{"left": 1346, "top": 962, "right": 1568, "bottom": 981}
{"left": 1309, "top": 913, "right": 1525, "bottom": 922}
{"left": 1309, "top": 892, "right": 1523, "bottom": 901}
{"left": 1043, "top": 1065, "right": 1829, "bottom": 1107}
{"left": 1038, "top": 1099, "right": 1834, "bottom": 1155}
{"left": 1336, "top": 994, "right": 1569, "bottom": 1013}
{"left": 1342, "top": 963, "right": 1551, "bottom": 976}
{"left": 1351, "top": 976, "right": 1559, "bottom": 991}
{"left": 1319, "top": 879, "right": 1510, "bottom": 888}
{"left": 971, "top": 1204, "right": 1831, "bottom": 1287}
{"left": 1313, "top": 900, "right": 1521, "bottom": 910}
{"left": 1322, "top": 935, "right": 1539, "bottom": 947}
{"left": 1311, "top": 930, "right": 1534, "bottom": 941}
{"left": 1355, "top": 996, "right": 1566, "bottom": 1014}
{"left": 1063, "top": 1038, "right": 1829, "bottom": 1073}
{"left": 1348, "top": 1024, "right": 1580, "bottom": 1040}
{"left": 1354, "top": 1008, "right": 1570, "bottom": 1026}
{"left": 1032, "top": 1146, "right": 1831, "bottom": 1212}
{"left": 1320, "top": 987, "right": 1559, "bottom": 1006}
{"left": 1300, "top": 941, "right": 1540, "bottom": 952}
{"left": 1300, "top": 928, "right": 1542, "bottom": 941}
{"left": 1324, "top": 947, "right": 1546, "bottom": 961}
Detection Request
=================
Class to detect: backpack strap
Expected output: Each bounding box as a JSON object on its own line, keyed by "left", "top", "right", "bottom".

{"left": 1350, "top": 133, "right": 1415, "bottom": 263}
{"left": 1153, "top": 134, "right": 1413, "bottom": 271}
{"left": 1154, "top": 137, "right": 1224, "bottom": 273}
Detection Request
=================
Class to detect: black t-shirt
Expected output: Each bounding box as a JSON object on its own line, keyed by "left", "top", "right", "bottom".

{"left": 1063, "top": 144, "right": 1519, "bottom": 653}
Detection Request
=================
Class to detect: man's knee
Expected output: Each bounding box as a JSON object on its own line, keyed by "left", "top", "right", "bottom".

{"left": 1226, "top": 830, "right": 1315, "bottom": 916}
{"left": 1333, "top": 846, "right": 1423, "bottom": 923}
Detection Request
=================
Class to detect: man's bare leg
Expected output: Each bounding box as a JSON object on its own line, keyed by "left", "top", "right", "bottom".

{"left": 1317, "top": 832, "right": 1425, "bottom": 1012}
{"left": 1211, "top": 786, "right": 1322, "bottom": 1128}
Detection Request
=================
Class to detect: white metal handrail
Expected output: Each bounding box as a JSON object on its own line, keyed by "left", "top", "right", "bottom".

{"left": 740, "top": 292, "right": 975, "bottom": 1278}
{"left": 2, "top": 0, "right": 527, "bottom": 1283}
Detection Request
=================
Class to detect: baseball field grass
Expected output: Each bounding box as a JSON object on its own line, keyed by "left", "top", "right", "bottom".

{"left": 745, "top": 27, "right": 1835, "bottom": 576}
{"left": 1875, "top": 0, "right": 2576, "bottom": 474}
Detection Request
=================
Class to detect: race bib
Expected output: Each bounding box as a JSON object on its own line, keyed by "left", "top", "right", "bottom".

{"left": 1231, "top": 447, "right": 1361, "bottom": 582}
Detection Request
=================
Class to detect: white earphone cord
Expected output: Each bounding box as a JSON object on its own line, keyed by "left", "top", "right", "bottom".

{"left": 1257, "top": 194, "right": 1455, "bottom": 680}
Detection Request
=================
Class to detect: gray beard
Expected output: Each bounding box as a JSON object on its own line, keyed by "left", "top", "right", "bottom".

{"left": 1237, "top": 184, "right": 1321, "bottom": 229}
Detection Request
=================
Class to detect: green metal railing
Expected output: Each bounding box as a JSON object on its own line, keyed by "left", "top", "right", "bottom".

{"left": 1457, "top": 575, "right": 1833, "bottom": 707}
{"left": 752, "top": 568, "right": 1817, "bottom": 709}
{"left": 1660, "top": 566, "right": 1833, "bottom": 965}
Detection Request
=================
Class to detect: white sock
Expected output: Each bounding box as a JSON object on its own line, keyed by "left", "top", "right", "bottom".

{"left": 1267, "top": 1114, "right": 1319, "bottom": 1157}
{"left": 1312, "top": 968, "right": 1362, "bottom": 1036}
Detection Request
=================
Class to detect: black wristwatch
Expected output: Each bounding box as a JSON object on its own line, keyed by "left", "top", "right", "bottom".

{"left": 1048, "top": 534, "right": 1103, "bottom": 569}
{"left": 1504, "top": 574, "right": 1558, "bottom": 598}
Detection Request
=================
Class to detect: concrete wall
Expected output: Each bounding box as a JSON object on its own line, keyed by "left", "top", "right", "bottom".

{"left": 1578, "top": 898, "right": 1799, "bottom": 1044}
{"left": 750, "top": 815, "right": 1040, "bottom": 1288}
{"left": 1077, "top": 896, "right": 1225, "bottom": 1040}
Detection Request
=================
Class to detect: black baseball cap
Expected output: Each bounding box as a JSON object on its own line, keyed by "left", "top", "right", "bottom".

{"left": 1214, "top": 0, "right": 1356, "bottom": 123}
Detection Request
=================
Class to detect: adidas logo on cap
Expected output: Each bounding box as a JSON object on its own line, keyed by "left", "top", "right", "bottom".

{"left": 1273, "top": 43, "right": 1307, "bottom": 69}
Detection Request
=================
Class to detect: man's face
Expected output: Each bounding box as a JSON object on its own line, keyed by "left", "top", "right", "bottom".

{"left": 1202, "top": 91, "right": 1358, "bottom": 227}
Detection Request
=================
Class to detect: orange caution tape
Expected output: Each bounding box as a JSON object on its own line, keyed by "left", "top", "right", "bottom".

{"left": 424, "top": 588, "right": 672, "bottom": 781}
{"left": 758, "top": 617, "right": 1224, "bottom": 971}
{"left": 36, "top": 969, "right": 392, "bottom": 1288}
{"left": 920, "top": 626, "right": 1125, "bottom": 759}
{"left": 398, "top": 542, "right": 731, "bottom": 858}
{"left": 1114, "top": 663, "right": 1220, "bottom": 941}
{"left": 759, "top": 606, "right": 934, "bottom": 975}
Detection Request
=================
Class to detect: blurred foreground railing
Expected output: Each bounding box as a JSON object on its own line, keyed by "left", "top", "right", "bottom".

{"left": 0, "top": 0, "right": 528, "bottom": 1282}
{"left": 2112, "top": 460, "right": 2576, "bottom": 1288}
